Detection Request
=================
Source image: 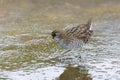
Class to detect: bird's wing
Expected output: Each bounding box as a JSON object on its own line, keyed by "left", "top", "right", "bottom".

{"left": 65, "top": 18, "right": 93, "bottom": 43}
{"left": 66, "top": 19, "right": 92, "bottom": 35}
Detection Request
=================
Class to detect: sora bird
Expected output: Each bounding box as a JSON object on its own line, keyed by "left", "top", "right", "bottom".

{"left": 51, "top": 18, "right": 93, "bottom": 50}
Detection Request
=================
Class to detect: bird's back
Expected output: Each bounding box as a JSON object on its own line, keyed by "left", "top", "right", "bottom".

{"left": 65, "top": 18, "right": 93, "bottom": 43}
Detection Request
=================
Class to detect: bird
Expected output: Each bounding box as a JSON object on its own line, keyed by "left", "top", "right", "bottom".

{"left": 51, "top": 18, "right": 93, "bottom": 50}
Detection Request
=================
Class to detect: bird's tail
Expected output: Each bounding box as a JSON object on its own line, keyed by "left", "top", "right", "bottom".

{"left": 86, "top": 18, "right": 92, "bottom": 30}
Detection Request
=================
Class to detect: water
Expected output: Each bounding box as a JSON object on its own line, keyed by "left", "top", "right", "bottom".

{"left": 0, "top": 0, "right": 120, "bottom": 80}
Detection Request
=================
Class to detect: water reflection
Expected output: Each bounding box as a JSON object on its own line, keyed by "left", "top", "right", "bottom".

{"left": 58, "top": 66, "right": 92, "bottom": 80}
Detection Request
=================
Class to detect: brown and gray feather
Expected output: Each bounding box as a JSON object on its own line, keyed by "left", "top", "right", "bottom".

{"left": 51, "top": 18, "right": 93, "bottom": 49}
{"left": 65, "top": 18, "right": 93, "bottom": 43}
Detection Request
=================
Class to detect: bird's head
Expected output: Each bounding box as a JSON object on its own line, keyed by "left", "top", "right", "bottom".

{"left": 51, "top": 30, "right": 62, "bottom": 39}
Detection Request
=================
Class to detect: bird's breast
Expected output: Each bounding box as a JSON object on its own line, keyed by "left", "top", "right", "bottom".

{"left": 67, "top": 39, "right": 84, "bottom": 50}
{"left": 54, "top": 37, "right": 67, "bottom": 49}
{"left": 54, "top": 37, "right": 84, "bottom": 50}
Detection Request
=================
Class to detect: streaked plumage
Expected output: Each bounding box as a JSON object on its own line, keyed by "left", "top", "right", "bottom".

{"left": 51, "top": 19, "right": 93, "bottom": 50}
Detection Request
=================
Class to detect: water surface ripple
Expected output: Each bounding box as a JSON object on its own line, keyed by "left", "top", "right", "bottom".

{"left": 0, "top": 0, "right": 120, "bottom": 80}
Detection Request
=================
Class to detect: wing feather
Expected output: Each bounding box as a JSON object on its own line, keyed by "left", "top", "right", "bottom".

{"left": 65, "top": 18, "right": 93, "bottom": 43}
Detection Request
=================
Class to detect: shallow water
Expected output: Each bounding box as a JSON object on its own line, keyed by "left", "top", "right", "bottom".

{"left": 0, "top": 0, "right": 120, "bottom": 80}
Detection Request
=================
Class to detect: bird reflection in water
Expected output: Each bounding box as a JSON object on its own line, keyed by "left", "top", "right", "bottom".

{"left": 58, "top": 66, "right": 92, "bottom": 80}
